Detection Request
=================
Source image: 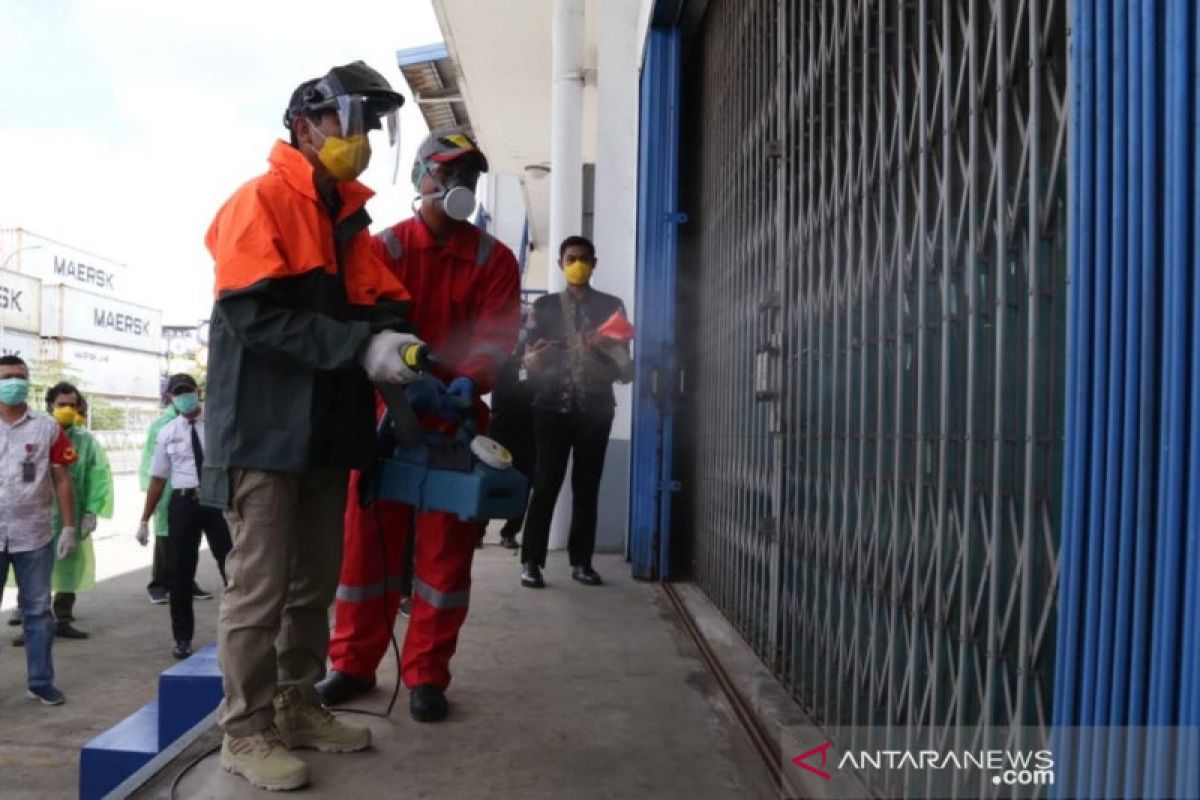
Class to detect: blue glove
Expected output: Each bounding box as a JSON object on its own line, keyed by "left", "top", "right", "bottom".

{"left": 446, "top": 377, "right": 475, "bottom": 409}
{"left": 405, "top": 374, "right": 448, "bottom": 415}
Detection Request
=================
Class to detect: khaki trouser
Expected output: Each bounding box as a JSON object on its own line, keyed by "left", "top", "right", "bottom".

{"left": 217, "top": 468, "right": 347, "bottom": 736}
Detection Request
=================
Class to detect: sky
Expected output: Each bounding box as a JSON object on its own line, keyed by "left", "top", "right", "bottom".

{"left": 0, "top": 0, "right": 443, "bottom": 323}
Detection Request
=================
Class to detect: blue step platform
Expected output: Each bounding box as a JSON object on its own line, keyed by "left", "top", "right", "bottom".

{"left": 80, "top": 643, "right": 222, "bottom": 800}
{"left": 157, "top": 643, "right": 223, "bottom": 749}
{"left": 79, "top": 701, "right": 159, "bottom": 800}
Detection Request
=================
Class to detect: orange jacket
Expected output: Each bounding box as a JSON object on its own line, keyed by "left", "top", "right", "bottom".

{"left": 200, "top": 141, "right": 412, "bottom": 506}
{"left": 209, "top": 142, "right": 410, "bottom": 305}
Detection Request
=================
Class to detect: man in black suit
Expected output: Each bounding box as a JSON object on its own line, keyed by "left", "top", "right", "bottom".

{"left": 519, "top": 236, "right": 633, "bottom": 588}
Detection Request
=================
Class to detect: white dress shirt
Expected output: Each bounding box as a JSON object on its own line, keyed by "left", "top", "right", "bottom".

{"left": 150, "top": 415, "right": 205, "bottom": 489}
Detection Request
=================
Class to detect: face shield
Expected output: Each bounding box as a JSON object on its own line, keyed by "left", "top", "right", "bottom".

{"left": 303, "top": 94, "right": 402, "bottom": 183}
{"left": 340, "top": 94, "right": 402, "bottom": 173}
{"left": 293, "top": 62, "right": 406, "bottom": 181}
{"left": 332, "top": 94, "right": 400, "bottom": 145}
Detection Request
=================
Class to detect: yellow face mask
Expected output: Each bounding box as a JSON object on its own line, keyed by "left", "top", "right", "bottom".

{"left": 312, "top": 126, "right": 371, "bottom": 181}
{"left": 562, "top": 260, "right": 594, "bottom": 286}
{"left": 53, "top": 406, "right": 78, "bottom": 428}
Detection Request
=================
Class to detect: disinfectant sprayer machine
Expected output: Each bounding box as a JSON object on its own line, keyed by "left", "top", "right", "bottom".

{"left": 368, "top": 343, "right": 528, "bottom": 521}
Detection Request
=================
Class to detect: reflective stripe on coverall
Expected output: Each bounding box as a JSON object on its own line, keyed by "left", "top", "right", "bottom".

{"left": 328, "top": 215, "right": 520, "bottom": 690}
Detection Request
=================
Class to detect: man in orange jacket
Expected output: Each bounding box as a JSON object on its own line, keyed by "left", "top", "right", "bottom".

{"left": 317, "top": 128, "right": 520, "bottom": 722}
{"left": 203, "top": 62, "right": 423, "bottom": 791}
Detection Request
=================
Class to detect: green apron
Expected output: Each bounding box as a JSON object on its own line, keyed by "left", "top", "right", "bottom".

{"left": 49, "top": 425, "right": 114, "bottom": 593}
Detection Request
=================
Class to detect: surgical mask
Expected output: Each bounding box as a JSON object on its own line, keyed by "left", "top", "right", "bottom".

{"left": 562, "top": 260, "right": 594, "bottom": 286}
{"left": 53, "top": 407, "right": 78, "bottom": 428}
{"left": 173, "top": 392, "right": 201, "bottom": 415}
{"left": 310, "top": 124, "right": 371, "bottom": 181}
{"left": 0, "top": 377, "right": 30, "bottom": 405}
{"left": 415, "top": 161, "right": 478, "bottom": 221}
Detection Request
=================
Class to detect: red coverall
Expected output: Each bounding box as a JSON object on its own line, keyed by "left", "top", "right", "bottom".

{"left": 328, "top": 216, "right": 520, "bottom": 690}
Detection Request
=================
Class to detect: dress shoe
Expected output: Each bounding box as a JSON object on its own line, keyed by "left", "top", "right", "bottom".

{"left": 409, "top": 684, "right": 449, "bottom": 723}
{"left": 55, "top": 623, "right": 89, "bottom": 639}
{"left": 173, "top": 640, "right": 193, "bottom": 659}
{"left": 499, "top": 534, "right": 519, "bottom": 550}
{"left": 520, "top": 563, "right": 545, "bottom": 588}
{"left": 572, "top": 565, "right": 604, "bottom": 586}
{"left": 314, "top": 670, "right": 376, "bottom": 706}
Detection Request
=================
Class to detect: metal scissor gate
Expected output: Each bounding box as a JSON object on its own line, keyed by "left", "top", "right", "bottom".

{"left": 674, "top": 0, "right": 1068, "bottom": 794}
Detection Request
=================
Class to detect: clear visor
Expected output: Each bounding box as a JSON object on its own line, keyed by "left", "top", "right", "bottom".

{"left": 334, "top": 94, "right": 400, "bottom": 147}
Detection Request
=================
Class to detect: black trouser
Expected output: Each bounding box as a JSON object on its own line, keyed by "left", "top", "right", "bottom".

{"left": 53, "top": 592, "right": 76, "bottom": 623}
{"left": 520, "top": 408, "right": 614, "bottom": 568}
{"left": 491, "top": 424, "right": 536, "bottom": 539}
{"left": 14, "top": 592, "right": 76, "bottom": 625}
{"left": 167, "top": 491, "right": 232, "bottom": 642}
{"left": 149, "top": 535, "right": 168, "bottom": 590}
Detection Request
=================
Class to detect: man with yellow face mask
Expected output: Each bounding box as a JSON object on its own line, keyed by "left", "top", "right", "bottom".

{"left": 519, "top": 236, "right": 633, "bottom": 589}
{"left": 203, "top": 61, "right": 423, "bottom": 791}
{"left": 45, "top": 383, "right": 112, "bottom": 639}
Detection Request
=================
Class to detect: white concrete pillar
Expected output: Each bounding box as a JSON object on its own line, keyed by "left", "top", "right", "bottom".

{"left": 587, "top": 0, "right": 642, "bottom": 556}
{"left": 548, "top": 0, "right": 585, "bottom": 293}
{"left": 546, "top": 0, "right": 586, "bottom": 551}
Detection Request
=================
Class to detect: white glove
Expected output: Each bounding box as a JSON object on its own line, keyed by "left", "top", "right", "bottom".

{"left": 136, "top": 521, "right": 150, "bottom": 547}
{"left": 56, "top": 527, "right": 76, "bottom": 560}
{"left": 359, "top": 331, "right": 424, "bottom": 385}
{"left": 81, "top": 512, "right": 98, "bottom": 538}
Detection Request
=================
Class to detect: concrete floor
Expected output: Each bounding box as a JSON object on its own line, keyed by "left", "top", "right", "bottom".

{"left": 1, "top": 475, "right": 774, "bottom": 799}
{"left": 0, "top": 474, "right": 228, "bottom": 800}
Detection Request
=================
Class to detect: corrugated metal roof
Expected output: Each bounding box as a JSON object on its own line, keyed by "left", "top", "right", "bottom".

{"left": 396, "top": 42, "right": 471, "bottom": 135}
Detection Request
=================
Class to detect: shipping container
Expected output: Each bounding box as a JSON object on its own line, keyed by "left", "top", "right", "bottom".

{"left": 0, "top": 227, "right": 128, "bottom": 298}
{"left": 43, "top": 338, "right": 162, "bottom": 400}
{"left": 0, "top": 328, "right": 44, "bottom": 361}
{"left": 41, "top": 284, "right": 163, "bottom": 355}
{"left": 0, "top": 268, "right": 41, "bottom": 334}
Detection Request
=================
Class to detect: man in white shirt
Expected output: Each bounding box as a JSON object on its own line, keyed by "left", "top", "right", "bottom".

{"left": 0, "top": 355, "right": 77, "bottom": 705}
{"left": 137, "top": 374, "right": 231, "bottom": 659}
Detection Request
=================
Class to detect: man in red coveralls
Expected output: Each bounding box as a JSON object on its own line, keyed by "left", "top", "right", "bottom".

{"left": 317, "top": 127, "right": 520, "bottom": 722}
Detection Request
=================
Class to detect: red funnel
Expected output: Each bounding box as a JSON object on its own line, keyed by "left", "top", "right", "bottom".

{"left": 596, "top": 310, "right": 635, "bottom": 342}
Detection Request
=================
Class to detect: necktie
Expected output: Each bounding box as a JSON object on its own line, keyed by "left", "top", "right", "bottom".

{"left": 189, "top": 420, "right": 204, "bottom": 475}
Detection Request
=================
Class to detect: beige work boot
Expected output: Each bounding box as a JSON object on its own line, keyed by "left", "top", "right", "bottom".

{"left": 221, "top": 727, "right": 308, "bottom": 791}
{"left": 274, "top": 685, "right": 372, "bottom": 753}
